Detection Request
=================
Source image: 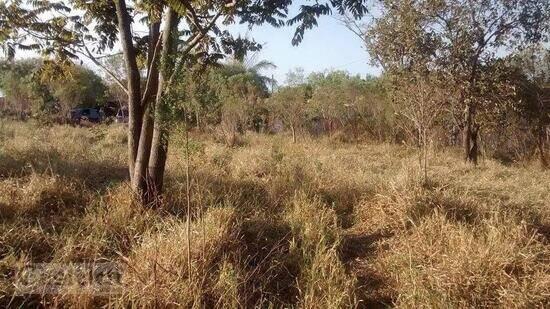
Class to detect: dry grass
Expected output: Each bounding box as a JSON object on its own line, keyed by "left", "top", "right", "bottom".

{"left": 286, "top": 193, "right": 356, "bottom": 308}
{"left": 120, "top": 206, "right": 240, "bottom": 307}
{"left": 377, "top": 213, "right": 549, "bottom": 308}
{"left": 0, "top": 119, "right": 548, "bottom": 307}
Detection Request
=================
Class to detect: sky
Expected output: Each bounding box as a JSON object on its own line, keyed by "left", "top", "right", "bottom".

{"left": 227, "top": 12, "right": 382, "bottom": 84}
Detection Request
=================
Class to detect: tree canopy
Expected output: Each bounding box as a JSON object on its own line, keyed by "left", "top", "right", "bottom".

{"left": 366, "top": 0, "right": 550, "bottom": 163}
{"left": 0, "top": 59, "right": 106, "bottom": 118}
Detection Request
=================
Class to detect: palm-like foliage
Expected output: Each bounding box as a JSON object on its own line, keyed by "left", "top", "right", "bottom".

{"left": 222, "top": 55, "right": 277, "bottom": 95}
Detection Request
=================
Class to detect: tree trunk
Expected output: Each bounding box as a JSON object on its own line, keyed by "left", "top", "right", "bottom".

{"left": 132, "top": 105, "right": 155, "bottom": 195}
{"left": 116, "top": 1, "right": 177, "bottom": 202}
{"left": 463, "top": 56, "right": 481, "bottom": 165}
{"left": 291, "top": 124, "right": 296, "bottom": 143}
{"left": 132, "top": 22, "right": 160, "bottom": 200}
{"left": 148, "top": 9, "right": 178, "bottom": 196}
{"left": 114, "top": 0, "right": 143, "bottom": 181}
{"left": 148, "top": 116, "right": 169, "bottom": 194}
{"left": 464, "top": 104, "right": 478, "bottom": 164}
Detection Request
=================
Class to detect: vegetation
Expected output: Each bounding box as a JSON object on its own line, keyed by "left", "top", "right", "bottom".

{"left": 366, "top": 0, "right": 550, "bottom": 165}
{"left": 267, "top": 84, "right": 311, "bottom": 143}
{"left": 1, "top": 0, "right": 549, "bottom": 307}
{"left": 0, "top": 120, "right": 548, "bottom": 307}
{"left": 0, "top": 0, "right": 372, "bottom": 202}
{"left": 0, "top": 60, "right": 107, "bottom": 120}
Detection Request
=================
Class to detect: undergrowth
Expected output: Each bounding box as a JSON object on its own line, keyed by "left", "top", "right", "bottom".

{"left": 0, "top": 120, "right": 548, "bottom": 308}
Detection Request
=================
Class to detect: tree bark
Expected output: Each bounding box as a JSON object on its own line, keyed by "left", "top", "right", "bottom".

{"left": 464, "top": 103, "right": 479, "bottom": 165}
{"left": 463, "top": 53, "right": 481, "bottom": 165}
{"left": 148, "top": 9, "right": 178, "bottom": 195}
{"left": 132, "top": 22, "right": 161, "bottom": 200}
{"left": 114, "top": 0, "right": 143, "bottom": 181}
{"left": 133, "top": 105, "right": 155, "bottom": 195}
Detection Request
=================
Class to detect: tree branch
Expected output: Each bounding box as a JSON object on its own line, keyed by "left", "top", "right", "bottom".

{"left": 141, "top": 30, "right": 163, "bottom": 105}
{"left": 80, "top": 45, "right": 128, "bottom": 94}
{"left": 181, "top": 2, "right": 204, "bottom": 32}
{"left": 167, "top": 8, "right": 225, "bottom": 86}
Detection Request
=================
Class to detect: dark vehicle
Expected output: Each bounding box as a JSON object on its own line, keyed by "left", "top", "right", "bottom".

{"left": 69, "top": 108, "right": 102, "bottom": 123}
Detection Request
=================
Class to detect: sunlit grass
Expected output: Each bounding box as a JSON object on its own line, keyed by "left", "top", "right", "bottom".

{"left": 0, "top": 120, "right": 548, "bottom": 307}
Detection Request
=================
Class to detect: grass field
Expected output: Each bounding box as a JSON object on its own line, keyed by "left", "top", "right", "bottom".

{"left": 0, "top": 120, "right": 549, "bottom": 308}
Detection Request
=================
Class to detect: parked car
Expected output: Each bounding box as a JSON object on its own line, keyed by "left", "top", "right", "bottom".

{"left": 116, "top": 107, "right": 129, "bottom": 124}
{"left": 69, "top": 108, "right": 101, "bottom": 123}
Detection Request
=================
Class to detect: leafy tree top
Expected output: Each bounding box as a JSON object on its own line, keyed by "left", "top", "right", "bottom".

{"left": 1, "top": 0, "right": 371, "bottom": 63}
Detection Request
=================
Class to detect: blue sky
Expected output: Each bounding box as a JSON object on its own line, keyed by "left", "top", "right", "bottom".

{"left": 228, "top": 12, "right": 382, "bottom": 84}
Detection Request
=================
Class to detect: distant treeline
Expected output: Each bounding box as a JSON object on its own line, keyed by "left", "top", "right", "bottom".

{"left": 0, "top": 59, "right": 107, "bottom": 121}
{"left": 1, "top": 56, "right": 549, "bottom": 166}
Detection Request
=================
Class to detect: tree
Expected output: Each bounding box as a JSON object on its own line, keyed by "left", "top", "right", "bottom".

{"left": 307, "top": 71, "right": 391, "bottom": 139}
{"left": 0, "top": 59, "right": 106, "bottom": 119}
{"left": 285, "top": 67, "right": 308, "bottom": 87}
{"left": 170, "top": 57, "right": 275, "bottom": 145}
{"left": 367, "top": 0, "right": 550, "bottom": 164}
{"left": 268, "top": 85, "right": 312, "bottom": 143}
{"left": 45, "top": 64, "right": 107, "bottom": 117}
{"left": 510, "top": 46, "right": 550, "bottom": 168}
{"left": 0, "top": 59, "right": 41, "bottom": 118}
{"left": 390, "top": 72, "right": 446, "bottom": 183}
{"left": 1, "top": 0, "right": 372, "bottom": 203}
{"left": 172, "top": 64, "right": 219, "bottom": 131}
{"left": 219, "top": 59, "right": 275, "bottom": 131}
